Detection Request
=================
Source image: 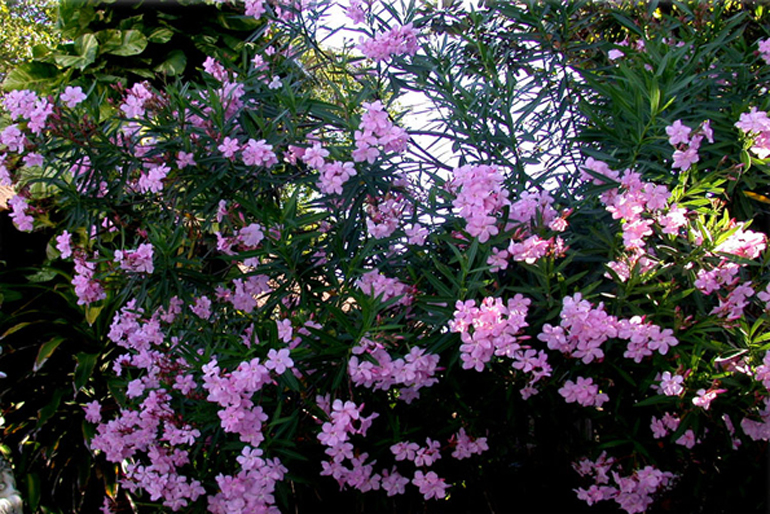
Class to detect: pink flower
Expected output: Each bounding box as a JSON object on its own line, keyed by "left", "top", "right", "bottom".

{"left": 238, "top": 223, "right": 264, "bottom": 248}
{"left": 8, "top": 194, "right": 33, "bottom": 232}
{"left": 190, "top": 296, "right": 212, "bottom": 319}
{"left": 650, "top": 416, "right": 668, "bottom": 439}
{"left": 412, "top": 470, "right": 449, "bottom": 500}
{"left": 658, "top": 371, "right": 684, "bottom": 396}
{"left": 276, "top": 319, "right": 293, "bottom": 343}
{"left": 558, "top": 377, "right": 609, "bottom": 408}
{"left": 137, "top": 164, "right": 169, "bottom": 194}
{"left": 60, "top": 86, "right": 87, "bottom": 108}
{"left": 203, "top": 57, "right": 227, "bottom": 81}
{"left": 244, "top": 0, "right": 266, "bottom": 19}
{"left": 318, "top": 160, "right": 356, "bottom": 195}
{"left": 176, "top": 151, "right": 196, "bottom": 168}
{"left": 672, "top": 146, "right": 699, "bottom": 170}
{"left": 676, "top": 429, "right": 698, "bottom": 448}
{"left": 56, "top": 230, "right": 73, "bottom": 259}
{"left": 692, "top": 388, "right": 726, "bottom": 410}
{"left": 381, "top": 468, "right": 409, "bottom": 496}
{"left": 665, "top": 120, "right": 692, "bottom": 146}
{"left": 358, "top": 24, "right": 419, "bottom": 63}
{"left": 346, "top": 0, "right": 365, "bottom": 24}
{"left": 83, "top": 400, "right": 102, "bottom": 423}
{"left": 218, "top": 137, "right": 240, "bottom": 159}
{"left": 391, "top": 441, "right": 419, "bottom": 461}
{"left": 302, "top": 142, "right": 329, "bottom": 169}
{"left": 405, "top": 223, "right": 428, "bottom": 245}
{"left": 265, "top": 348, "right": 293, "bottom": 374}
{"left": 115, "top": 243, "right": 154, "bottom": 274}
{"left": 241, "top": 138, "right": 277, "bottom": 168}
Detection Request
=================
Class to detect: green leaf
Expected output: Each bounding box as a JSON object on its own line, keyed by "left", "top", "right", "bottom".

{"left": 34, "top": 337, "right": 66, "bottom": 372}
{"left": 1, "top": 321, "right": 34, "bottom": 339}
{"left": 85, "top": 304, "right": 103, "bottom": 326}
{"left": 634, "top": 394, "right": 673, "bottom": 408}
{"left": 2, "top": 62, "right": 60, "bottom": 92}
{"left": 25, "top": 269, "right": 58, "bottom": 283}
{"left": 74, "top": 352, "right": 98, "bottom": 393}
{"left": 147, "top": 27, "right": 174, "bottom": 44}
{"left": 154, "top": 49, "right": 187, "bottom": 76}
{"left": 37, "top": 388, "right": 64, "bottom": 429}
{"left": 54, "top": 33, "right": 99, "bottom": 70}
{"left": 98, "top": 29, "right": 148, "bottom": 56}
{"left": 25, "top": 472, "right": 41, "bottom": 513}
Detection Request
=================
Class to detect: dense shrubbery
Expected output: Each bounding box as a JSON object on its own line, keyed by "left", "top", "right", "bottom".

{"left": 1, "top": 1, "right": 770, "bottom": 513}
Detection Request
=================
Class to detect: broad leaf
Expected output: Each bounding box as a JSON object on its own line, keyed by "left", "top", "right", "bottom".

{"left": 1, "top": 62, "right": 60, "bottom": 92}
{"left": 98, "top": 29, "right": 148, "bottom": 56}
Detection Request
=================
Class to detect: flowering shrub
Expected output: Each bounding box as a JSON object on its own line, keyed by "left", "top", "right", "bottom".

{"left": 2, "top": 0, "right": 770, "bottom": 512}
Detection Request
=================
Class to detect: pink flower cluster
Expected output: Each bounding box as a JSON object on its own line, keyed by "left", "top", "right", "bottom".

{"left": 583, "top": 160, "right": 700, "bottom": 282}
{"left": 7, "top": 194, "right": 33, "bottom": 232}
{"left": 650, "top": 412, "right": 681, "bottom": 439}
{"left": 2, "top": 88, "right": 52, "bottom": 134}
{"left": 391, "top": 438, "right": 441, "bottom": 466}
{"left": 735, "top": 107, "right": 770, "bottom": 159}
{"left": 202, "top": 356, "right": 272, "bottom": 446}
{"left": 713, "top": 222, "right": 767, "bottom": 259}
{"left": 364, "top": 193, "right": 407, "bottom": 238}
{"left": 448, "top": 164, "right": 510, "bottom": 243}
{"left": 693, "top": 222, "right": 766, "bottom": 321}
{"left": 538, "top": 293, "right": 616, "bottom": 363}
{"left": 538, "top": 293, "right": 678, "bottom": 364}
{"left": 120, "top": 82, "right": 154, "bottom": 119}
{"left": 665, "top": 119, "right": 713, "bottom": 170}
{"left": 358, "top": 23, "right": 419, "bottom": 63}
{"left": 241, "top": 138, "right": 278, "bottom": 168}
{"left": 316, "top": 395, "right": 468, "bottom": 501}
{"left": 741, "top": 398, "right": 770, "bottom": 441}
{"left": 98, "top": 298, "right": 295, "bottom": 511}
{"left": 485, "top": 190, "right": 568, "bottom": 269}
{"left": 356, "top": 269, "right": 413, "bottom": 306}
{"left": 219, "top": 274, "right": 272, "bottom": 314}
{"left": 115, "top": 243, "right": 155, "bottom": 274}
{"left": 1, "top": 124, "right": 27, "bottom": 153}
{"left": 602, "top": 170, "right": 679, "bottom": 250}
{"left": 412, "top": 470, "right": 450, "bottom": 500}
{"left": 449, "top": 296, "right": 551, "bottom": 394}
{"left": 317, "top": 399, "right": 383, "bottom": 493}
{"left": 317, "top": 160, "right": 357, "bottom": 195}
{"left": 72, "top": 255, "right": 106, "bottom": 305}
{"left": 352, "top": 100, "right": 408, "bottom": 164}
{"left": 207, "top": 446, "right": 287, "bottom": 514}
{"left": 348, "top": 339, "right": 440, "bottom": 402}
{"left": 573, "top": 452, "right": 675, "bottom": 514}
{"left": 558, "top": 377, "right": 608, "bottom": 408}
{"left": 92, "top": 305, "right": 207, "bottom": 513}
{"left": 450, "top": 427, "right": 489, "bottom": 459}
{"left": 137, "top": 163, "right": 169, "bottom": 194}
{"left": 651, "top": 412, "right": 700, "bottom": 448}
{"left": 345, "top": 0, "right": 365, "bottom": 23}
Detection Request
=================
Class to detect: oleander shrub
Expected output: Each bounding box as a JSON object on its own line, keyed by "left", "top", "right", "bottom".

{"left": 1, "top": 1, "right": 770, "bottom": 513}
